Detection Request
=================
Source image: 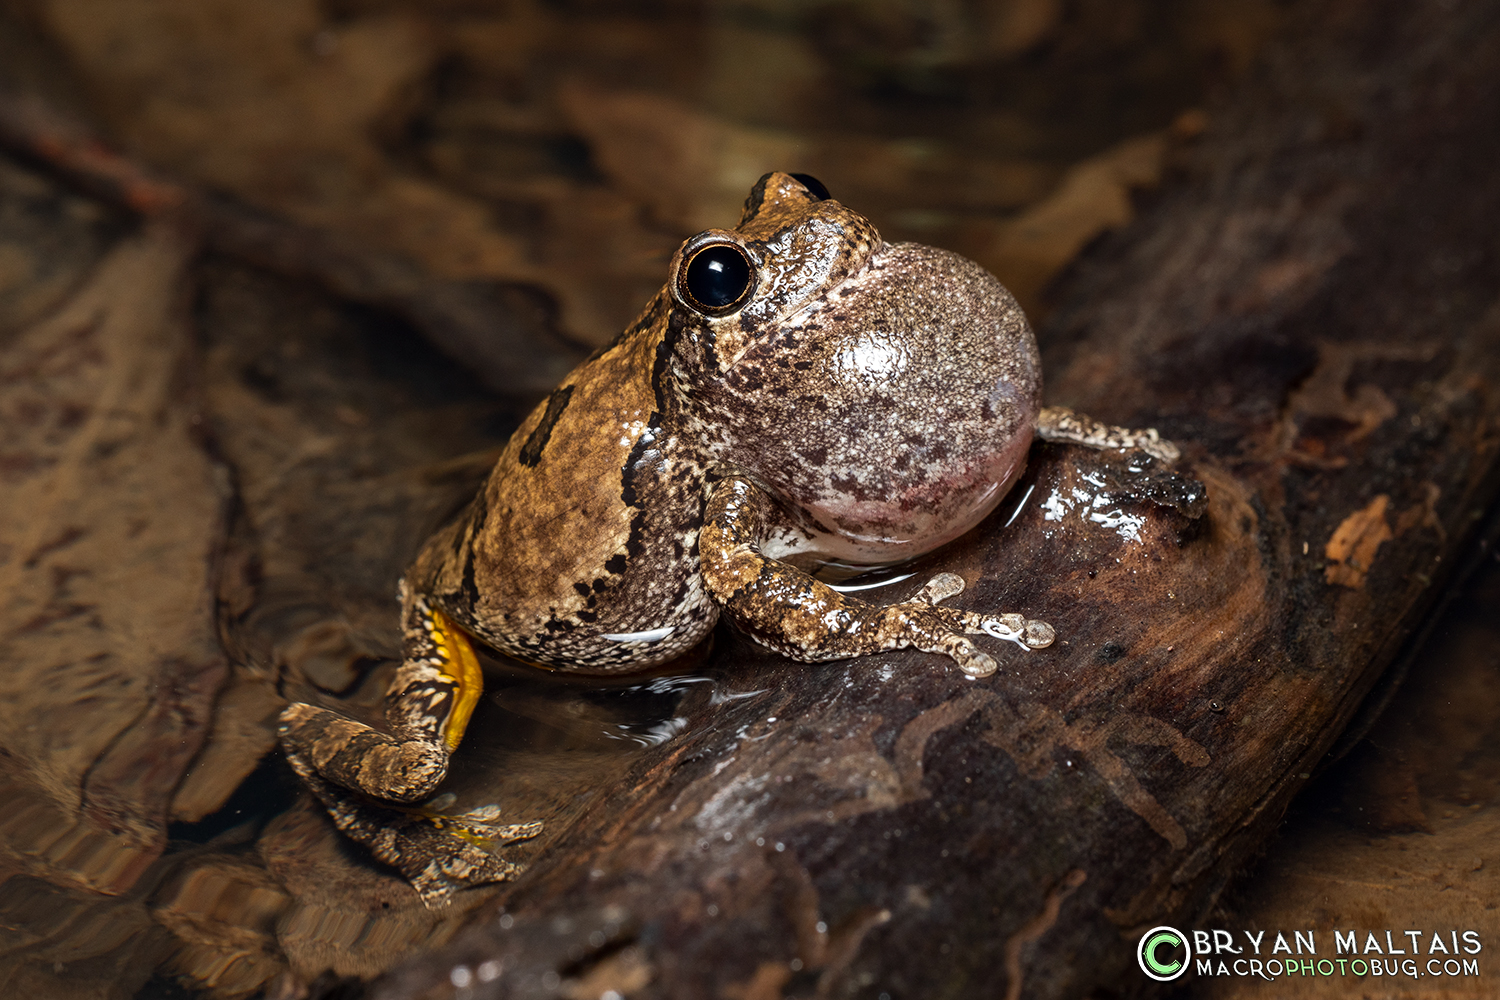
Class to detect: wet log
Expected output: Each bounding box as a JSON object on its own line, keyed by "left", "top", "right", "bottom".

{"left": 361, "top": 2, "right": 1500, "bottom": 998}
{"left": 3, "top": 0, "right": 1499, "bottom": 995}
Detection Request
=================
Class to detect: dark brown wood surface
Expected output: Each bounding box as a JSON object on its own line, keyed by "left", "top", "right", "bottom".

{"left": 359, "top": 2, "right": 1500, "bottom": 998}
{"left": 1, "top": 0, "right": 1498, "bottom": 998}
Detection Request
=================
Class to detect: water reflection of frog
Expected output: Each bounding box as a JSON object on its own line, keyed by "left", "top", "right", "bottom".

{"left": 278, "top": 172, "right": 1178, "bottom": 902}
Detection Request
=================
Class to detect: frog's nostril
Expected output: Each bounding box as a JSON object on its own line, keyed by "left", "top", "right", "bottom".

{"left": 682, "top": 243, "right": 754, "bottom": 312}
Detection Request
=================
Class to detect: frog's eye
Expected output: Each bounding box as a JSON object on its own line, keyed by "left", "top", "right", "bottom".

{"left": 680, "top": 243, "right": 754, "bottom": 314}
{"left": 791, "top": 173, "right": 830, "bottom": 201}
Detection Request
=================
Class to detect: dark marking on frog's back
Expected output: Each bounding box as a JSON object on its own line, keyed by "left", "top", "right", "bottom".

{"left": 519, "top": 385, "right": 575, "bottom": 467}
{"left": 455, "top": 492, "right": 490, "bottom": 611}
{"left": 740, "top": 174, "right": 773, "bottom": 225}
{"left": 458, "top": 547, "right": 481, "bottom": 615}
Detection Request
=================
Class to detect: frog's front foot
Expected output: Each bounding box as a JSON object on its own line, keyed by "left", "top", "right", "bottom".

{"left": 704, "top": 477, "right": 1057, "bottom": 680}
{"left": 1035, "top": 405, "right": 1180, "bottom": 464}
{"left": 910, "top": 571, "right": 1055, "bottom": 677}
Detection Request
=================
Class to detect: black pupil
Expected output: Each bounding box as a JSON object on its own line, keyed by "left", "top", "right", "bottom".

{"left": 791, "top": 173, "right": 831, "bottom": 201}
{"left": 685, "top": 245, "right": 751, "bottom": 309}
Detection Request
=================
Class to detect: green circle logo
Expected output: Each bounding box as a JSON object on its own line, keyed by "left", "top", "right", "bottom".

{"left": 1137, "top": 926, "right": 1190, "bottom": 981}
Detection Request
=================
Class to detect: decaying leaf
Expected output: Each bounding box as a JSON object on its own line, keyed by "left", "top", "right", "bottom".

{"left": 1324, "top": 495, "right": 1393, "bottom": 589}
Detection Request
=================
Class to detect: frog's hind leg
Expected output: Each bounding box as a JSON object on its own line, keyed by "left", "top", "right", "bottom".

{"left": 278, "top": 590, "right": 477, "bottom": 804}
{"left": 277, "top": 588, "right": 542, "bottom": 903}
{"left": 1035, "top": 405, "right": 1180, "bottom": 463}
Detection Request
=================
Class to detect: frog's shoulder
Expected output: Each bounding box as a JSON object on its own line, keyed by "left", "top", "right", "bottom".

{"left": 486, "top": 290, "right": 674, "bottom": 481}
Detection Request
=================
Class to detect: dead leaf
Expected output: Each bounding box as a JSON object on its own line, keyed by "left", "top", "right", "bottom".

{"left": 1324, "top": 495, "right": 1392, "bottom": 588}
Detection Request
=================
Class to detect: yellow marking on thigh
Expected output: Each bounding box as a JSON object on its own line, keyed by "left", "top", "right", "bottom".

{"left": 431, "top": 608, "right": 484, "bottom": 751}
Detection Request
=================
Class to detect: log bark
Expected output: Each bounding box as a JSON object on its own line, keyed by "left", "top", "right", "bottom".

{"left": 2, "top": 0, "right": 1499, "bottom": 997}
{"left": 359, "top": 1, "right": 1500, "bottom": 998}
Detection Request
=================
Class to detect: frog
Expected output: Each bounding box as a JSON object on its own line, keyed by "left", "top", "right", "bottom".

{"left": 277, "top": 171, "right": 1179, "bottom": 903}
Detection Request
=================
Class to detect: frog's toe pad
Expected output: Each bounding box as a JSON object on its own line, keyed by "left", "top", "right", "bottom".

{"left": 914, "top": 572, "right": 966, "bottom": 605}
{"left": 979, "top": 614, "right": 1056, "bottom": 650}
{"left": 1023, "top": 619, "right": 1056, "bottom": 648}
{"left": 943, "top": 635, "right": 997, "bottom": 678}
{"left": 1140, "top": 432, "right": 1181, "bottom": 465}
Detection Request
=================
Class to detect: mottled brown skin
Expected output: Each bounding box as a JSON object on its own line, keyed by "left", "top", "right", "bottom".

{"left": 278, "top": 172, "right": 1177, "bottom": 903}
